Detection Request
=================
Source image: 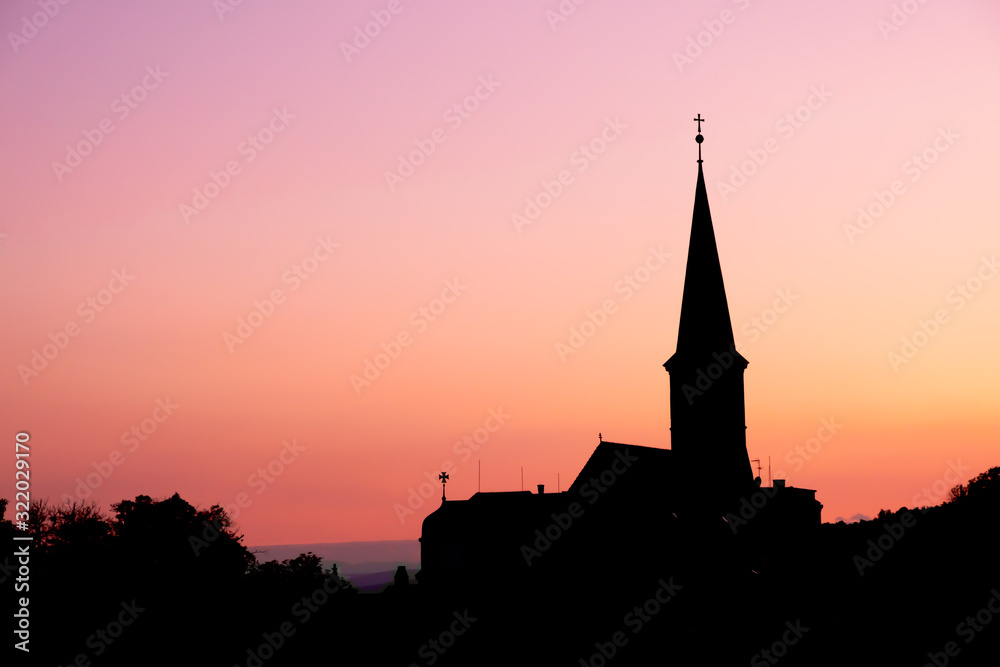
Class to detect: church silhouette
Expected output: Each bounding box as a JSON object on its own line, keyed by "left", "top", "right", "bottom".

{"left": 419, "top": 119, "right": 821, "bottom": 590}
{"left": 410, "top": 120, "right": 824, "bottom": 663}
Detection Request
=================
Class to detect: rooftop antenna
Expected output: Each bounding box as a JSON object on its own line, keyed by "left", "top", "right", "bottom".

{"left": 478, "top": 459, "right": 481, "bottom": 493}
{"left": 768, "top": 456, "right": 772, "bottom": 487}
{"left": 439, "top": 471, "right": 449, "bottom": 501}
{"left": 520, "top": 466, "right": 524, "bottom": 491}
{"left": 557, "top": 473, "right": 560, "bottom": 493}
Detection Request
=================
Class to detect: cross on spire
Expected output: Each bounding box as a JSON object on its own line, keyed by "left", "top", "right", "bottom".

{"left": 439, "top": 471, "right": 449, "bottom": 501}
{"left": 693, "top": 113, "right": 705, "bottom": 163}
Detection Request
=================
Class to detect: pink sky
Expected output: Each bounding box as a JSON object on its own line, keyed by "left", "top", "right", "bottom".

{"left": 2, "top": 0, "right": 999, "bottom": 544}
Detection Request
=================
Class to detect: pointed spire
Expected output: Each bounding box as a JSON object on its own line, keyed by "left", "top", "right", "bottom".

{"left": 665, "top": 119, "right": 744, "bottom": 368}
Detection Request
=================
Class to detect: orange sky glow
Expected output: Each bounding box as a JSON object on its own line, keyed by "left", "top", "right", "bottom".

{"left": 2, "top": 0, "right": 999, "bottom": 544}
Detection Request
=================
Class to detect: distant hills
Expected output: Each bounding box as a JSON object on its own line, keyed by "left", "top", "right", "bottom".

{"left": 247, "top": 539, "right": 420, "bottom": 591}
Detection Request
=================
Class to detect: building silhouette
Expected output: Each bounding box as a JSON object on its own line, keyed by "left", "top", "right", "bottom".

{"left": 418, "top": 120, "right": 821, "bottom": 594}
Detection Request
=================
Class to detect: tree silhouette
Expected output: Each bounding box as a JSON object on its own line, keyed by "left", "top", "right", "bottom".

{"left": 0, "top": 498, "right": 12, "bottom": 545}
{"left": 111, "top": 492, "right": 253, "bottom": 584}
{"left": 247, "top": 550, "right": 357, "bottom": 599}
{"left": 52, "top": 500, "right": 112, "bottom": 550}
{"left": 948, "top": 465, "right": 1000, "bottom": 504}
{"left": 966, "top": 466, "right": 1000, "bottom": 496}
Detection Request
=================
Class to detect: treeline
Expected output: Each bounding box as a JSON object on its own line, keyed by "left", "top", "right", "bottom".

{"left": 1, "top": 493, "right": 366, "bottom": 666}
{"left": 946, "top": 466, "right": 1000, "bottom": 503}
{"left": 4, "top": 468, "right": 1000, "bottom": 666}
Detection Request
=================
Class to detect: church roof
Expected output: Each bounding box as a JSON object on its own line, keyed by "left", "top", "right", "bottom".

{"left": 567, "top": 441, "right": 673, "bottom": 494}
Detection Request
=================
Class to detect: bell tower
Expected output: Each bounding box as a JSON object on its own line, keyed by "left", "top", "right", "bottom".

{"left": 664, "top": 116, "right": 753, "bottom": 506}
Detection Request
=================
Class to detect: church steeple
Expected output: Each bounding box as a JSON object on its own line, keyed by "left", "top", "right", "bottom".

{"left": 664, "top": 117, "right": 753, "bottom": 506}
{"left": 669, "top": 160, "right": 738, "bottom": 358}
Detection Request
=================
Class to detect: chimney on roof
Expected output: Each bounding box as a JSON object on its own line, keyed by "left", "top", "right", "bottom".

{"left": 774, "top": 479, "right": 786, "bottom": 488}
{"left": 537, "top": 484, "right": 544, "bottom": 494}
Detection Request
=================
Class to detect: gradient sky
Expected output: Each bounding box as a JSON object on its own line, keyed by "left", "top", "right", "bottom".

{"left": 2, "top": 0, "right": 999, "bottom": 545}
